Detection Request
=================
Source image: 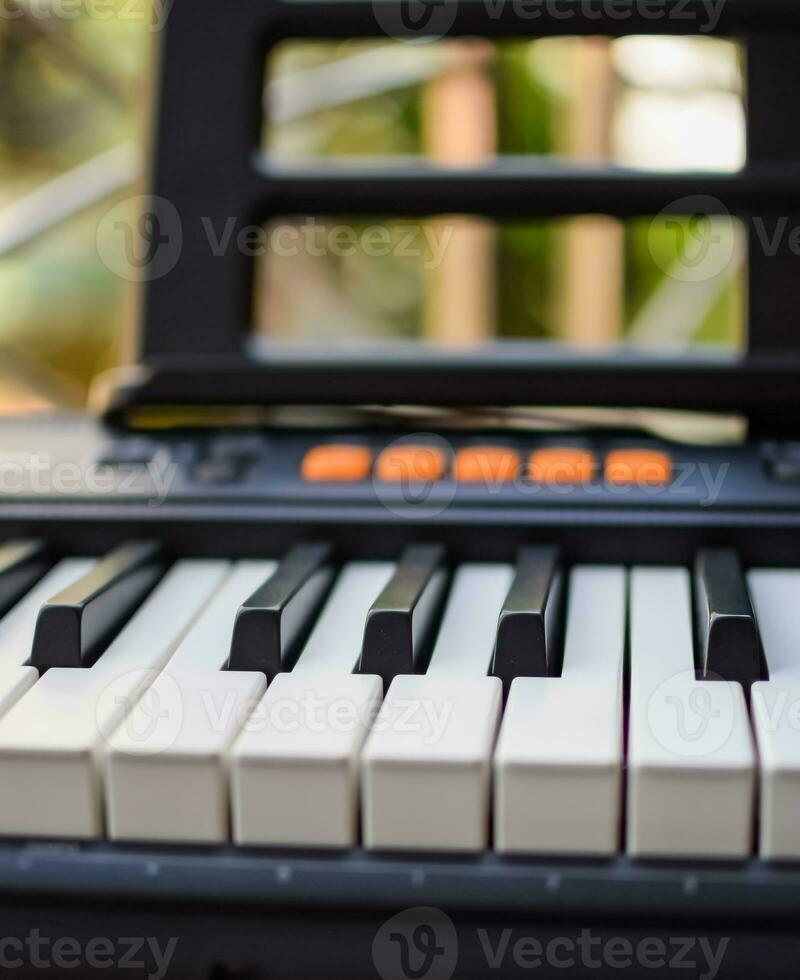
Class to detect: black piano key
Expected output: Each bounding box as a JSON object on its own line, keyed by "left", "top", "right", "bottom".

{"left": 491, "top": 545, "right": 562, "bottom": 692}
{"left": 30, "top": 540, "right": 164, "bottom": 670}
{"left": 358, "top": 543, "right": 447, "bottom": 691}
{"left": 694, "top": 548, "right": 762, "bottom": 687}
{"left": 0, "top": 540, "right": 49, "bottom": 616}
{"left": 228, "top": 542, "right": 334, "bottom": 678}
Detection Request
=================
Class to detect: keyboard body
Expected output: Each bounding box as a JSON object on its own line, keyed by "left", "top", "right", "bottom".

{"left": 1, "top": 414, "right": 800, "bottom": 980}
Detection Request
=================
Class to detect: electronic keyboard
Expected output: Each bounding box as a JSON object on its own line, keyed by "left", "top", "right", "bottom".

{"left": 7, "top": 0, "right": 800, "bottom": 976}
{"left": 0, "top": 416, "right": 799, "bottom": 978}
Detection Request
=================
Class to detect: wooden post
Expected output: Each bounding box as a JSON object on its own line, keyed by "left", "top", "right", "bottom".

{"left": 560, "top": 38, "right": 624, "bottom": 347}
{"left": 421, "top": 42, "right": 496, "bottom": 347}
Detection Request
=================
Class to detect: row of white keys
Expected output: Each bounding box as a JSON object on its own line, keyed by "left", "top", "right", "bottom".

{"left": 0, "top": 560, "right": 231, "bottom": 838}
{"left": 231, "top": 562, "right": 395, "bottom": 847}
{"left": 361, "top": 564, "right": 511, "bottom": 852}
{"left": 0, "top": 559, "right": 96, "bottom": 715}
{"left": 748, "top": 569, "right": 800, "bottom": 860}
{"left": 105, "top": 561, "right": 277, "bottom": 843}
{"left": 494, "top": 566, "right": 626, "bottom": 855}
{"left": 627, "top": 567, "right": 755, "bottom": 859}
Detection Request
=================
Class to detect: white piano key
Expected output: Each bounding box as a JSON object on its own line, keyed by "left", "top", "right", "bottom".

{"left": 0, "top": 667, "right": 38, "bottom": 716}
{"left": 230, "top": 561, "right": 394, "bottom": 847}
{"left": 293, "top": 562, "right": 396, "bottom": 675}
{"left": 166, "top": 560, "right": 278, "bottom": 673}
{"left": 361, "top": 564, "right": 510, "bottom": 852}
{"left": 362, "top": 674, "right": 501, "bottom": 851}
{"left": 231, "top": 673, "right": 382, "bottom": 847}
{"left": 494, "top": 566, "right": 625, "bottom": 855}
{"left": 107, "top": 670, "right": 266, "bottom": 843}
{"left": 748, "top": 569, "right": 800, "bottom": 860}
{"left": 627, "top": 567, "right": 754, "bottom": 859}
{"left": 0, "top": 558, "right": 96, "bottom": 671}
{"left": 0, "top": 560, "right": 230, "bottom": 839}
{"left": 105, "top": 559, "right": 280, "bottom": 843}
{"left": 425, "top": 563, "right": 515, "bottom": 678}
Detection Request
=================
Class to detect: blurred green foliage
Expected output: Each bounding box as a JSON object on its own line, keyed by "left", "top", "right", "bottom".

{"left": 0, "top": 3, "right": 148, "bottom": 401}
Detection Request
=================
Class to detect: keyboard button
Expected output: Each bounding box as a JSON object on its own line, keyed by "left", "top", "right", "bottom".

{"left": 0, "top": 541, "right": 49, "bottom": 617}
{"left": 301, "top": 444, "right": 372, "bottom": 482}
{"left": 0, "top": 666, "right": 38, "bottom": 716}
{"left": 494, "top": 566, "right": 625, "bottom": 855}
{"left": 423, "top": 564, "right": 514, "bottom": 678}
{"left": 763, "top": 441, "right": 800, "bottom": 482}
{"left": 0, "top": 558, "right": 96, "bottom": 672}
{"left": 361, "top": 564, "right": 511, "bottom": 852}
{"left": 228, "top": 543, "right": 334, "bottom": 678}
{"left": 627, "top": 567, "right": 754, "bottom": 859}
{"left": 695, "top": 549, "right": 762, "bottom": 688}
{"left": 528, "top": 448, "right": 595, "bottom": 484}
{"left": 453, "top": 446, "right": 519, "bottom": 484}
{"left": 94, "top": 439, "right": 161, "bottom": 470}
{"left": 0, "top": 560, "right": 230, "bottom": 839}
{"left": 292, "top": 562, "right": 396, "bottom": 675}
{"left": 358, "top": 544, "right": 446, "bottom": 691}
{"left": 491, "top": 546, "right": 561, "bottom": 692}
{"left": 165, "top": 561, "right": 278, "bottom": 673}
{"left": 363, "top": 675, "right": 500, "bottom": 853}
{"left": 232, "top": 673, "right": 381, "bottom": 848}
{"left": 229, "top": 562, "right": 395, "bottom": 847}
{"left": 748, "top": 570, "right": 800, "bottom": 860}
{"left": 30, "top": 541, "right": 164, "bottom": 670}
{"left": 108, "top": 670, "right": 265, "bottom": 844}
{"left": 375, "top": 445, "right": 447, "bottom": 483}
{"left": 105, "top": 561, "right": 276, "bottom": 843}
{"left": 192, "top": 435, "right": 262, "bottom": 485}
{"left": 605, "top": 449, "right": 672, "bottom": 485}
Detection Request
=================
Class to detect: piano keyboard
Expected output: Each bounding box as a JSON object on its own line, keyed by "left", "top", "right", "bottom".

{"left": 0, "top": 537, "right": 798, "bottom": 862}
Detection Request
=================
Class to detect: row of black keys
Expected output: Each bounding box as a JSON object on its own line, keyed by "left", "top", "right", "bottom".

{"left": 0, "top": 539, "right": 762, "bottom": 692}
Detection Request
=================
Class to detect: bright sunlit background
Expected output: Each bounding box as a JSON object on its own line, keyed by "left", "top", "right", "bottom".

{"left": 0, "top": 10, "right": 746, "bottom": 412}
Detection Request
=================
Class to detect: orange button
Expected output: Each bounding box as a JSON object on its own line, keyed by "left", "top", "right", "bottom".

{"left": 375, "top": 445, "right": 447, "bottom": 483}
{"left": 301, "top": 444, "right": 373, "bottom": 482}
{"left": 453, "top": 446, "right": 520, "bottom": 484}
{"left": 529, "top": 448, "right": 596, "bottom": 484}
{"left": 605, "top": 449, "right": 672, "bottom": 485}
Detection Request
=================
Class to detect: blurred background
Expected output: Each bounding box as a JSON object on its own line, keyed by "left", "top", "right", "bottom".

{"left": 0, "top": 6, "right": 746, "bottom": 413}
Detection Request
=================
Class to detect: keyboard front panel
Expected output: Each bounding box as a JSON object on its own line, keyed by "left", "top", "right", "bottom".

{"left": 1, "top": 416, "right": 800, "bottom": 932}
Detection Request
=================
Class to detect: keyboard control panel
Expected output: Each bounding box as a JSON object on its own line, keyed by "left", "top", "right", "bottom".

{"left": 0, "top": 416, "right": 798, "bottom": 517}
